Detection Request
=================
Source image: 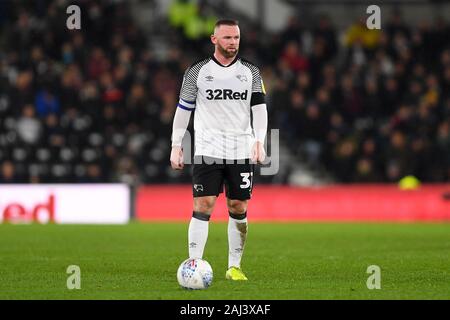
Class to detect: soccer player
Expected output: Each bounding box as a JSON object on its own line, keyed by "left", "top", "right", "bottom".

{"left": 170, "top": 19, "right": 268, "bottom": 281}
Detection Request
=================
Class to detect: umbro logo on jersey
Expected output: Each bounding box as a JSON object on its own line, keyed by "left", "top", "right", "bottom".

{"left": 206, "top": 89, "right": 248, "bottom": 100}
{"left": 205, "top": 76, "right": 214, "bottom": 82}
{"left": 236, "top": 75, "right": 248, "bottom": 82}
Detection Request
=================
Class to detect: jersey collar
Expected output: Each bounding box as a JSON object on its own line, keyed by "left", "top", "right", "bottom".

{"left": 211, "top": 54, "right": 239, "bottom": 68}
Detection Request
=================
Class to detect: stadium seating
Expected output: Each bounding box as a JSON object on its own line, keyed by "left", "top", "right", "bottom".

{"left": 0, "top": 0, "right": 449, "bottom": 184}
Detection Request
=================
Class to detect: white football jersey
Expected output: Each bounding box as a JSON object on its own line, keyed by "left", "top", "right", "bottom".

{"left": 178, "top": 55, "right": 266, "bottom": 160}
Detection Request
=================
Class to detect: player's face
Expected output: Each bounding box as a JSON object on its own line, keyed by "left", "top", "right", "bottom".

{"left": 212, "top": 25, "right": 240, "bottom": 59}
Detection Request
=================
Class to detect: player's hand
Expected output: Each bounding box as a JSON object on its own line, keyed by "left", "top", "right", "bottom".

{"left": 251, "top": 141, "right": 266, "bottom": 164}
{"left": 170, "top": 146, "right": 184, "bottom": 170}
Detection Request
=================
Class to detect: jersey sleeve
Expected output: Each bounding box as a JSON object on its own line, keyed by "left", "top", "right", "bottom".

{"left": 178, "top": 67, "right": 198, "bottom": 111}
{"left": 248, "top": 64, "right": 266, "bottom": 107}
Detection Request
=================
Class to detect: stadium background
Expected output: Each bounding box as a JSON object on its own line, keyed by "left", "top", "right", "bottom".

{"left": 0, "top": 0, "right": 448, "bottom": 222}
{"left": 0, "top": 0, "right": 449, "bottom": 300}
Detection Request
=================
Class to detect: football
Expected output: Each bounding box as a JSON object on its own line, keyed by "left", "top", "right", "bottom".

{"left": 177, "top": 258, "right": 213, "bottom": 290}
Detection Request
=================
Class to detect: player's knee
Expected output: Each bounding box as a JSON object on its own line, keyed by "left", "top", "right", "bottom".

{"left": 193, "top": 196, "right": 216, "bottom": 214}
{"left": 227, "top": 199, "right": 247, "bottom": 215}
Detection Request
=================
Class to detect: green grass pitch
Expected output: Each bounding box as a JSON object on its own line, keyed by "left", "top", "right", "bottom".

{"left": 0, "top": 222, "right": 449, "bottom": 299}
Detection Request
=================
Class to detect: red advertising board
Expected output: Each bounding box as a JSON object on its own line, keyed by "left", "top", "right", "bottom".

{"left": 0, "top": 184, "right": 129, "bottom": 224}
{"left": 136, "top": 184, "right": 450, "bottom": 222}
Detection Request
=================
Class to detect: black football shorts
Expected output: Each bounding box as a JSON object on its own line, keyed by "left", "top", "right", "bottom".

{"left": 192, "top": 156, "right": 255, "bottom": 200}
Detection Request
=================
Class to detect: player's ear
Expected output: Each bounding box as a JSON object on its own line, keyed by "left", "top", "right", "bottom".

{"left": 210, "top": 34, "right": 216, "bottom": 45}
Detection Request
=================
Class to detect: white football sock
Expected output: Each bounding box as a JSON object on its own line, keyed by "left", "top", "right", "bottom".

{"left": 188, "top": 212, "right": 210, "bottom": 259}
{"left": 228, "top": 213, "right": 248, "bottom": 268}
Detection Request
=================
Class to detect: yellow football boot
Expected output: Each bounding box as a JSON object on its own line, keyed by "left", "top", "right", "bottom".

{"left": 225, "top": 267, "right": 248, "bottom": 281}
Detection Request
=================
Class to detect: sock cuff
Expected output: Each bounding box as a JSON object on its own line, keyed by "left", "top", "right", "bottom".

{"left": 193, "top": 211, "right": 211, "bottom": 221}
{"left": 229, "top": 211, "right": 247, "bottom": 220}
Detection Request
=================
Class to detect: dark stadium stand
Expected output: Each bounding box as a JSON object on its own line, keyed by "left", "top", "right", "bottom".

{"left": 0, "top": 0, "right": 449, "bottom": 185}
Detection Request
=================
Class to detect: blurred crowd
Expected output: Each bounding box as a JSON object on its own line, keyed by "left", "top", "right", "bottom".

{"left": 0, "top": 0, "right": 449, "bottom": 184}
{"left": 262, "top": 14, "right": 450, "bottom": 183}
{"left": 0, "top": 0, "right": 192, "bottom": 184}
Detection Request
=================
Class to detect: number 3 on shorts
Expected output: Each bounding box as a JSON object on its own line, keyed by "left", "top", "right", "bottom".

{"left": 240, "top": 172, "right": 253, "bottom": 189}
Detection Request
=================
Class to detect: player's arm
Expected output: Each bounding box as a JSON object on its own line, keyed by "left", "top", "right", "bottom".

{"left": 250, "top": 66, "right": 268, "bottom": 164}
{"left": 170, "top": 68, "right": 197, "bottom": 170}
{"left": 170, "top": 107, "right": 192, "bottom": 169}
{"left": 251, "top": 103, "right": 268, "bottom": 163}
